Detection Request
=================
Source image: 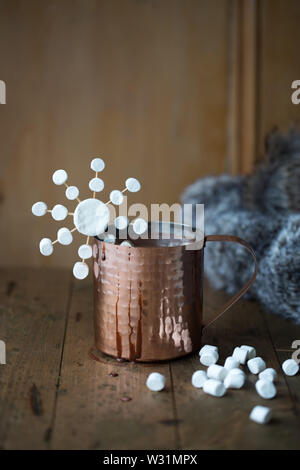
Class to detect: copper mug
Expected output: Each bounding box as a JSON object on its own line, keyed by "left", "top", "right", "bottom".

{"left": 92, "top": 222, "right": 257, "bottom": 362}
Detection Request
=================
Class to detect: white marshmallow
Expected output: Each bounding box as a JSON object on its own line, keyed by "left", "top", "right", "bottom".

{"left": 78, "top": 244, "right": 92, "bottom": 259}
{"left": 224, "top": 369, "right": 245, "bottom": 389}
{"left": 247, "top": 357, "right": 266, "bottom": 374}
{"left": 32, "top": 201, "right": 47, "bottom": 216}
{"left": 120, "top": 240, "right": 134, "bottom": 247}
{"left": 146, "top": 372, "right": 165, "bottom": 392}
{"left": 73, "top": 261, "right": 89, "bottom": 280}
{"left": 57, "top": 227, "right": 73, "bottom": 245}
{"left": 199, "top": 345, "right": 218, "bottom": 356}
{"left": 89, "top": 177, "right": 104, "bottom": 193}
{"left": 259, "top": 368, "right": 277, "bottom": 382}
{"left": 126, "top": 177, "right": 141, "bottom": 193}
{"left": 232, "top": 346, "right": 248, "bottom": 365}
{"left": 255, "top": 379, "right": 277, "bottom": 399}
{"left": 52, "top": 169, "right": 68, "bottom": 185}
{"left": 110, "top": 190, "right": 124, "bottom": 206}
{"left": 240, "top": 345, "right": 256, "bottom": 360}
{"left": 191, "top": 370, "right": 207, "bottom": 388}
{"left": 228, "top": 368, "right": 245, "bottom": 377}
{"left": 103, "top": 233, "right": 116, "bottom": 244}
{"left": 282, "top": 359, "right": 299, "bottom": 376}
{"left": 224, "top": 356, "right": 240, "bottom": 370}
{"left": 51, "top": 204, "right": 68, "bottom": 221}
{"left": 250, "top": 405, "right": 272, "bottom": 424}
{"left": 65, "top": 185, "right": 79, "bottom": 200}
{"left": 207, "top": 364, "right": 228, "bottom": 381}
{"left": 132, "top": 218, "right": 148, "bottom": 235}
{"left": 39, "top": 238, "right": 53, "bottom": 256}
{"left": 203, "top": 379, "right": 226, "bottom": 397}
{"left": 200, "top": 349, "right": 219, "bottom": 367}
{"left": 74, "top": 199, "right": 109, "bottom": 236}
{"left": 90, "top": 158, "right": 105, "bottom": 172}
{"left": 114, "top": 216, "right": 129, "bottom": 230}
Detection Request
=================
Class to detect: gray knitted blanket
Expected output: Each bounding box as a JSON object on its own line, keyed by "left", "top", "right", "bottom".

{"left": 181, "top": 128, "right": 300, "bottom": 323}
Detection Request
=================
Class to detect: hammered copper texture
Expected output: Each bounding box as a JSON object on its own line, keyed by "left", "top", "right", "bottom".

{"left": 93, "top": 239, "right": 203, "bottom": 362}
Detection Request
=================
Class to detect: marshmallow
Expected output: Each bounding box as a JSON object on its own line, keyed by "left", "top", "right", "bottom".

{"left": 247, "top": 357, "right": 266, "bottom": 374}
{"left": 78, "top": 244, "right": 93, "bottom": 259}
{"left": 110, "top": 190, "right": 124, "bottom": 206}
{"left": 224, "top": 356, "right": 240, "bottom": 370}
{"left": 132, "top": 218, "right": 148, "bottom": 235}
{"left": 65, "top": 185, "right": 79, "bottom": 200}
{"left": 52, "top": 169, "right": 68, "bottom": 185}
{"left": 224, "top": 369, "right": 245, "bottom": 389}
{"left": 73, "top": 261, "right": 89, "bottom": 280}
{"left": 250, "top": 405, "right": 272, "bottom": 424}
{"left": 232, "top": 346, "right": 248, "bottom": 365}
{"left": 200, "top": 349, "right": 219, "bottom": 366}
{"left": 57, "top": 227, "right": 73, "bottom": 245}
{"left": 240, "top": 345, "right": 256, "bottom": 360}
{"left": 51, "top": 204, "right": 68, "bottom": 221}
{"left": 228, "top": 368, "right": 245, "bottom": 377}
{"left": 199, "top": 345, "right": 218, "bottom": 356}
{"left": 32, "top": 201, "right": 47, "bottom": 216}
{"left": 259, "top": 368, "right": 277, "bottom": 382}
{"left": 255, "top": 379, "right": 277, "bottom": 399}
{"left": 207, "top": 364, "right": 228, "bottom": 381}
{"left": 126, "top": 177, "right": 141, "bottom": 193}
{"left": 120, "top": 240, "right": 134, "bottom": 247}
{"left": 74, "top": 199, "right": 109, "bottom": 236}
{"left": 146, "top": 372, "right": 165, "bottom": 392}
{"left": 114, "top": 216, "right": 129, "bottom": 230}
{"left": 89, "top": 177, "right": 104, "bottom": 193}
{"left": 39, "top": 238, "right": 53, "bottom": 256}
{"left": 103, "top": 233, "right": 116, "bottom": 244}
{"left": 191, "top": 370, "right": 207, "bottom": 388}
{"left": 90, "top": 158, "right": 105, "bottom": 172}
{"left": 282, "top": 359, "right": 299, "bottom": 376}
{"left": 203, "top": 379, "right": 226, "bottom": 397}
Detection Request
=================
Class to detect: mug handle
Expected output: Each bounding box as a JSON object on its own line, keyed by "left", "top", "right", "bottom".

{"left": 202, "top": 234, "right": 258, "bottom": 331}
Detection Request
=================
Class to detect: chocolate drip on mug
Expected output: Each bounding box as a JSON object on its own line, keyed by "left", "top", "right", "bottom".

{"left": 127, "top": 281, "right": 135, "bottom": 361}
{"left": 135, "top": 280, "right": 143, "bottom": 359}
{"left": 194, "top": 251, "right": 202, "bottom": 324}
{"left": 101, "top": 243, "right": 106, "bottom": 261}
{"left": 115, "top": 278, "right": 122, "bottom": 358}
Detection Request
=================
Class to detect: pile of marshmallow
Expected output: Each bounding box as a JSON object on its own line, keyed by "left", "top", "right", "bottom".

{"left": 146, "top": 344, "right": 299, "bottom": 425}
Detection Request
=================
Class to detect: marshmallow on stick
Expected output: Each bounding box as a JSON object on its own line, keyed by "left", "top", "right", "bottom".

{"left": 31, "top": 158, "right": 142, "bottom": 279}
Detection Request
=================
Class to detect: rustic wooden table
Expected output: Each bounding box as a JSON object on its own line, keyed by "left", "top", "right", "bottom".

{"left": 0, "top": 267, "right": 299, "bottom": 450}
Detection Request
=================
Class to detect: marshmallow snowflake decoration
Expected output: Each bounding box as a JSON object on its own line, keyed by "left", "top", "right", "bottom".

{"left": 32, "top": 158, "right": 142, "bottom": 280}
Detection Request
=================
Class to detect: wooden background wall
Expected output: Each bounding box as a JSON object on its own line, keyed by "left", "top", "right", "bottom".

{"left": 0, "top": 0, "right": 300, "bottom": 268}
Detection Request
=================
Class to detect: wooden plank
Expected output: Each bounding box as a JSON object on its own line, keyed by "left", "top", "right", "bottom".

{"left": 0, "top": 0, "right": 228, "bottom": 268}
{"left": 240, "top": 0, "right": 259, "bottom": 173}
{"left": 170, "top": 281, "right": 300, "bottom": 449}
{"left": 0, "top": 267, "right": 71, "bottom": 450}
{"left": 227, "top": 0, "right": 259, "bottom": 174}
{"left": 226, "top": 0, "right": 242, "bottom": 175}
{"left": 52, "top": 280, "right": 176, "bottom": 450}
{"left": 258, "top": 0, "right": 300, "bottom": 156}
{"left": 228, "top": 0, "right": 300, "bottom": 170}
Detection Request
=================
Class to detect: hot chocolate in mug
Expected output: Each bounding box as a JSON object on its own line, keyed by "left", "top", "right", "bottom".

{"left": 92, "top": 222, "right": 257, "bottom": 362}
